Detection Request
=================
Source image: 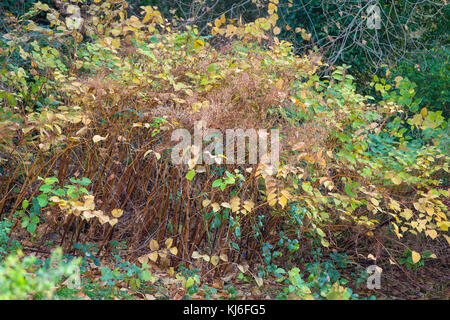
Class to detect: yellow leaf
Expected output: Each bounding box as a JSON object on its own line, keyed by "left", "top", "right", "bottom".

{"left": 111, "top": 208, "right": 123, "bottom": 218}
{"left": 98, "top": 214, "right": 110, "bottom": 225}
{"left": 230, "top": 197, "right": 240, "bottom": 212}
{"left": 391, "top": 176, "right": 402, "bottom": 185}
{"left": 389, "top": 199, "right": 401, "bottom": 212}
{"left": 111, "top": 28, "right": 121, "bottom": 37}
{"left": 237, "top": 264, "right": 247, "bottom": 273}
{"left": 138, "top": 255, "right": 148, "bottom": 264}
{"left": 254, "top": 275, "right": 263, "bottom": 287}
{"left": 273, "top": 26, "right": 281, "bottom": 35}
{"left": 278, "top": 195, "right": 287, "bottom": 208}
{"left": 149, "top": 239, "right": 159, "bottom": 251}
{"left": 111, "top": 38, "right": 120, "bottom": 49}
{"left": 411, "top": 251, "right": 421, "bottom": 264}
{"left": 202, "top": 199, "right": 211, "bottom": 207}
{"left": 192, "top": 251, "right": 202, "bottom": 259}
{"left": 92, "top": 135, "right": 107, "bottom": 143}
{"left": 425, "top": 206, "right": 435, "bottom": 216}
{"left": 221, "top": 202, "right": 231, "bottom": 209}
{"left": 109, "top": 218, "right": 118, "bottom": 226}
{"left": 443, "top": 234, "right": 450, "bottom": 245}
{"left": 243, "top": 200, "right": 255, "bottom": 212}
{"left": 276, "top": 78, "right": 283, "bottom": 89}
{"left": 211, "top": 255, "right": 219, "bottom": 266}
{"left": 420, "top": 107, "right": 427, "bottom": 118}
{"left": 148, "top": 252, "right": 158, "bottom": 262}
{"left": 301, "top": 32, "right": 311, "bottom": 41}
{"left": 142, "top": 13, "right": 151, "bottom": 24}
{"left": 425, "top": 229, "right": 437, "bottom": 239}
{"left": 400, "top": 209, "right": 413, "bottom": 220}
{"left": 194, "top": 39, "right": 204, "bottom": 49}
{"left": 169, "top": 247, "right": 178, "bottom": 255}
{"left": 219, "top": 253, "right": 228, "bottom": 262}
{"left": 280, "top": 189, "right": 291, "bottom": 199}
{"left": 211, "top": 202, "right": 220, "bottom": 212}
{"left": 268, "top": 3, "right": 277, "bottom": 14}
{"left": 165, "top": 238, "right": 173, "bottom": 248}
{"left": 413, "top": 201, "right": 425, "bottom": 213}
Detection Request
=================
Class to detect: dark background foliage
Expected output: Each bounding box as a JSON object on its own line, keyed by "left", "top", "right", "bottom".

{"left": 1, "top": 0, "right": 448, "bottom": 114}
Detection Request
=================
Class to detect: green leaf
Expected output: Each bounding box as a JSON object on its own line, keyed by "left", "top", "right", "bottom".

{"left": 22, "top": 199, "right": 29, "bottom": 210}
{"left": 79, "top": 187, "right": 89, "bottom": 194}
{"left": 344, "top": 183, "right": 355, "bottom": 197}
{"left": 186, "top": 169, "right": 195, "bottom": 181}
{"left": 44, "top": 177, "right": 59, "bottom": 185}
{"left": 212, "top": 179, "right": 222, "bottom": 188}
{"left": 301, "top": 182, "right": 313, "bottom": 195}
{"left": 207, "top": 63, "right": 217, "bottom": 73}
{"left": 39, "top": 184, "right": 52, "bottom": 193}
{"left": 224, "top": 177, "right": 235, "bottom": 184}
{"left": 79, "top": 177, "right": 92, "bottom": 186}
{"left": 6, "top": 93, "right": 16, "bottom": 107}
{"left": 52, "top": 188, "right": 66, "bottom": 197}
{"left": 185, "top": 277, "right": 195, "bottom": 288}
{"left": 21, "top": 217, "right": 29, "bottom": 228}
{"left": 140, "top": 269, "right": 154, "bottom": 282}
{"left": 69, "top": 177, "right": 80, "bottom": 184}
{"left": 67, "top": 189, "right": 79, "bottom": 199}
{"left": 27, "top": 223, "right": 37, "bottom": 234}
{"left": 36, "top": 194, "right": 48, "bottom": 207}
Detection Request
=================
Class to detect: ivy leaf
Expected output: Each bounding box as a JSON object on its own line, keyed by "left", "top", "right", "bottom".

{"left": 27, "top": 223, "right": 37, "bottom": 234}
{"left": 79, "top": 177, "right": 92, "bottom": 186}
{"left": 140, "top": 269, "right": 154, "bottom": 282}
